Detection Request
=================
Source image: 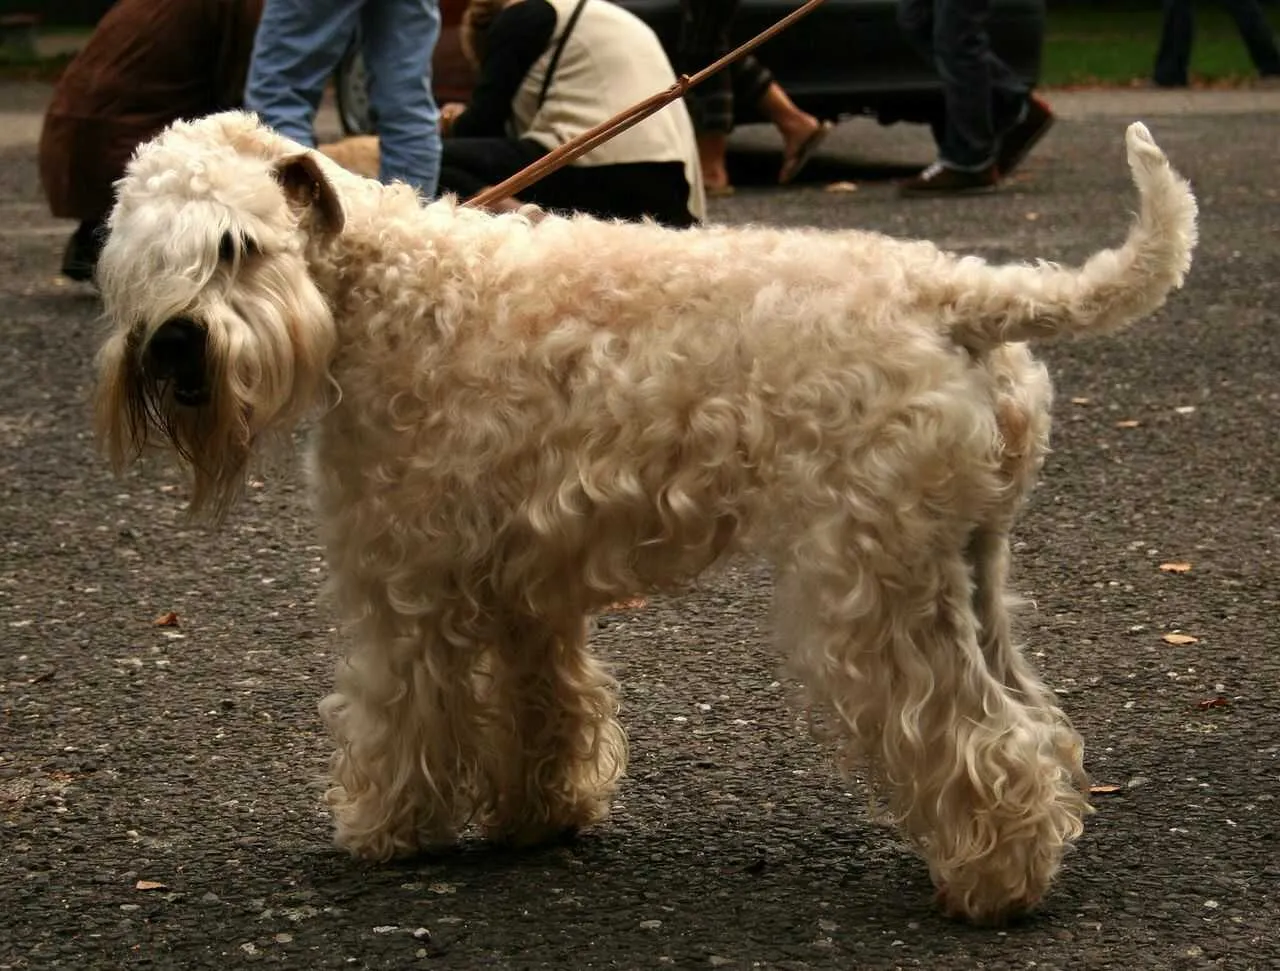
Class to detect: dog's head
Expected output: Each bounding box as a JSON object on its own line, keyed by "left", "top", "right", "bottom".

{"left": 94, "top": 111, "right": 346, "bottom": 517}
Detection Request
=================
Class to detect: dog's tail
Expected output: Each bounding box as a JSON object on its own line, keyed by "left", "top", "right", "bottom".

{"left": 939, "top": 122, "right": 1197, "bottom": 351}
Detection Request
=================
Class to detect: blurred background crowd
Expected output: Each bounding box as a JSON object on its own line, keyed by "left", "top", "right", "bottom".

{"left": 8, "top": 0, "right": 1279, "bottom": 282}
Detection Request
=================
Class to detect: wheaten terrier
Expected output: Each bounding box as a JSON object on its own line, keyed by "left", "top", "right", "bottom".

{"left": 93, "top": 111, "right": 1196, "bottom": 924}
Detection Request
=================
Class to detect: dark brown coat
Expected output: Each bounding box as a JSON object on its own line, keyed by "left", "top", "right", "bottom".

{"left": 39, "top": 0, "right": 264, "bottom": 220}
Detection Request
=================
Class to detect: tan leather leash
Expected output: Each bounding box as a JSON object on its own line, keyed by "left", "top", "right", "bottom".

{"left": 463, "top": 0, "right": 829, "bottom": 210}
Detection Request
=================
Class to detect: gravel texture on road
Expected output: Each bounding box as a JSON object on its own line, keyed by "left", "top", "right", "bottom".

{"left": 1, "top": 92, "right": 1277, "bottom": 970}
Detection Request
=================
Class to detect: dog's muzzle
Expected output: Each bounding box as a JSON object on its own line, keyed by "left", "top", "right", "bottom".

{"left": 145, "top": 317, "right": 210, "bottom": 406}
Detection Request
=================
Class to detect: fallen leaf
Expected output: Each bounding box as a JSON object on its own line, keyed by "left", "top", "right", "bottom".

{"left": 1114, "top": 419, "right": 1142, "bottom": 429}
{"left": 1089, "top": 784, "right": 1123, "bottom": 795}
{"left": 1195, "top": 696, "right": 1230, "bottom": 710}
{"left": 1159, "top": 562, "right": 1192, "bottom": 573}
{"left": 135, "top": 880, "right": 167, "bottom": 891}
{"left": 153, "top": 612, "right": 180, "bottom": 627}
{"left": 824, "top": 180, "right": 858, "bottom": 193}
{"left": 1162, "top": 633, "right": 1199, "bottom": 645}
{"left": 1070, "top": 396, "right": 1091, "bottom": 405}
{"left": 603, "top": 597, "right": 648, "bottom": 612}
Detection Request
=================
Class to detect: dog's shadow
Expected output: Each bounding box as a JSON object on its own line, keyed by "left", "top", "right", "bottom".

{"left": 277, "top": 821, "right": 1056, "bottom": 961}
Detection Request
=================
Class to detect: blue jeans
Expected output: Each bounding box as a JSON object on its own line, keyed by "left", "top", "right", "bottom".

{"left": 1154, "top": 0, "right": 1280, "bottom": 86}
{"left": 897, "top": 0, "right": 1033, "bottom": 170}
{"left": 245, "top": 0, "right": 442, "bottom": 196}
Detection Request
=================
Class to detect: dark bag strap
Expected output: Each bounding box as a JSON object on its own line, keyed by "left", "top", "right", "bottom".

{"left": 537, "top": 0, "right": 589, "bottom": 110}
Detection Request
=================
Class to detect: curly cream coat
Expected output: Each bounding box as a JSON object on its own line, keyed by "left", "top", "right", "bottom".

{"left": 94, "top": 111, "right": 1196, "bottom": 923}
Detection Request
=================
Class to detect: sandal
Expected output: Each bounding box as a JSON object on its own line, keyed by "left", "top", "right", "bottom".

{"left": 778, "top": 120, "right": 834, "bottom": 185}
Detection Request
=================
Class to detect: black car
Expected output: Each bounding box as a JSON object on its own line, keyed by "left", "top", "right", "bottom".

{"left": 335, "top": 0, "right": 1045, "bottom": 135}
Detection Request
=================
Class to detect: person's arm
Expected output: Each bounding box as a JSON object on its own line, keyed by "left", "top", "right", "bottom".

{"left": 450, "top": 0, "right": 557, "bottom": 138}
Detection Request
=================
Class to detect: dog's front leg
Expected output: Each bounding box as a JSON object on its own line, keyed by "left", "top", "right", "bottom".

{"left": 476, "top": 613, "right": 626, "bottom": 846}
{"left": 319, "top": 607, "right": 486, "bottom": 861}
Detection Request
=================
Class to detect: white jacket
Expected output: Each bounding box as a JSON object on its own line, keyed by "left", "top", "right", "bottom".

{"left": 508, "top": 0, "right": 706, "bottom": 221}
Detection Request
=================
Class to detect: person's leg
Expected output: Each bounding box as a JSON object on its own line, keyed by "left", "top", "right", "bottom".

{"left": 930, "top": 0, "right": 998, "bottom": 171}
{"left": 980, "top": 23, "right": 1033, "bottom": 135}
{"left": 1153, "top": 0, "right": 1195, "bottom": 87}
{"left": 245, "top": 0, "right": 364, "bottom": 146}
{"left": 899, "top": 0, "right": 1006, "bottom": 193}
{"left": 987, "top": 0, "right": 1053, "bottom": 180}
{"left": 678, "top": 0, "right": 740, "bottom": 192}
{"left": 436, "top": 137, "right": 546, "bottom": 201}
{"left": 734, "top": 55, "right": 830, "bottom": 183}
{"left": 1220, "top": 0, "right": 1280, "bottom": 77}
{"left": 897, "top": 0, "right": 1001, "bottom": 191}
{"left": 359, "top": 0, "right": 443, "bottom": 197}
{"left": 897, "top": 0, "right": 951, "bottom": 154}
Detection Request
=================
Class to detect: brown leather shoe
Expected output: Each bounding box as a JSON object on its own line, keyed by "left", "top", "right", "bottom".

{"left": 997, "top": 96, "right": 1055, "bottom": 178}
{"left": 898, "top": 161, "right": 999, "bottom": 196}
{"left": 60, "top": 220, "right": 106, "bottom": 283}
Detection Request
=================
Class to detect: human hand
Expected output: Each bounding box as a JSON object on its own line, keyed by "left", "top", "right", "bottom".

{"left": 440, "top": 102, "right": 466, "bottom": 135}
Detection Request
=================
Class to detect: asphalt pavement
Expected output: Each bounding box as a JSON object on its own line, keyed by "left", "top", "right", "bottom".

{"left": 1, "top": 85, "right": 1278, "bottom": 970}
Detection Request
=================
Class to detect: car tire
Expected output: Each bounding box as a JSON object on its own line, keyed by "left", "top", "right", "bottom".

{"left": 334, "top": 37, "right": 377, "bottom": 137}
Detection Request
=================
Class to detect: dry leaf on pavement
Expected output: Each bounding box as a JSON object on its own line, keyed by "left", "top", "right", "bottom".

{"left": 1195, "top": 697, "right": 1230, "bottom": 710}
{"left": 1089, "top": 784, "right": 1123, "bottom": 795}
{"left": 1115, "top": 420, "right": 1142, "bottom": 429}
{"left": 153, "top": 611, "right": 180, "bottom": 627}
{"left": 1159, "top": 562, "right": 1192, "bottom": 573}
{"left": 1162, "top": 633, "right": 1199, "bottom": 645}
{"left": 603, "top": 597, "right": 647, "bottom": 612}
{"left": 135, "top": 880, "right": 167, "bottom": 891}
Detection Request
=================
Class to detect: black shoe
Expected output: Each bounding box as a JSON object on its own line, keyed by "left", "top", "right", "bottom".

{"left": 996, "top": 96, "right": 1055, "bottom": 178}
{"left": 60, "top": 220, "right": 105, "bottom": 283}
{"left": 898, "top": 161, "right": 999, "bottom": 196}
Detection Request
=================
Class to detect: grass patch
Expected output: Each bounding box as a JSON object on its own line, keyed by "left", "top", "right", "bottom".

{"left": 1043, "top": 3, "right": 1280, "bottom": 87}
{"left": 0, "top": 50, "right": 75, "bottom": 82}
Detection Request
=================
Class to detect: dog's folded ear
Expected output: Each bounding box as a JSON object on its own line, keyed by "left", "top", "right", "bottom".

{"left": 274, "top": 153, "right": 345, "bottom": 236}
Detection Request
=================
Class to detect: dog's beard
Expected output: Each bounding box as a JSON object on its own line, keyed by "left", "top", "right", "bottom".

{"left": 95, "top": 265, "right": 336, "bottom": 519}
{"left": 96, "top": 324, "right": 255, "bottom": 518}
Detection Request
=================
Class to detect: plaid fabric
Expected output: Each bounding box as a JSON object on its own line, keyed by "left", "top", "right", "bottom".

{"left": 677, "top": 0, "right": 740, "bottom": 134}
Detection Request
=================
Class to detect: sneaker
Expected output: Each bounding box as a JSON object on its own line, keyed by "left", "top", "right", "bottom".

{"left": 996, "top": 95, "right": 1055, "bottom": 178}
{"left": 60, "top": 220, "right": 105, "bottom": 283}
{"left": 898, "top": 160, "right": 999, "bottom": 196}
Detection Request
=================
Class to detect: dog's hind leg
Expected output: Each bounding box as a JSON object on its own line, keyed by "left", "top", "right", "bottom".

{"left": 966, "top": 525, "right": 1089, "bottom": 796}
{"left": 475, "top": 613, "right": 626, "bottom": 846}
{"left": 783, "top": 527, "right": 1090, "bottom": 924}
{"left": 965, "top": 369, "right": 1089, "bottom": 795}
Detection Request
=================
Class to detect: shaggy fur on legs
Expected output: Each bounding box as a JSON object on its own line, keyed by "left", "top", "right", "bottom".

{"left": 93, "top": 111, "right": 1197, "bottom": 924}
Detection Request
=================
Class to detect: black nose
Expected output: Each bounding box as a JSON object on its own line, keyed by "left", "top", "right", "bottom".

{"left": 146, "top": 317, "right": 209, "bottom": 405}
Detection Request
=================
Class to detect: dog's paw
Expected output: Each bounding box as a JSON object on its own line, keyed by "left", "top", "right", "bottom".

{"left": 934, "top": 882, "right": 1040, "bottom": 926}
